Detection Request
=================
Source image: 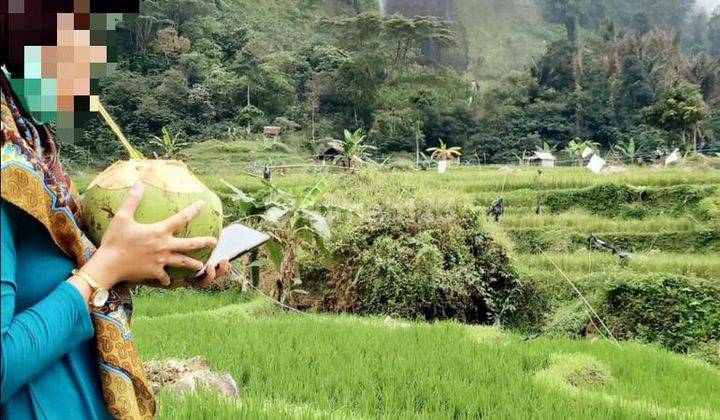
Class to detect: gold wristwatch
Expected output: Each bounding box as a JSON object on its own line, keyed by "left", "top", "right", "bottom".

{"left": 72, "top": 269, "right": 110, "bottom": 309}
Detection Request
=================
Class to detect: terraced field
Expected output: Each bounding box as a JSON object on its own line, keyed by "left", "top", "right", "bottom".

{"left": 74, "top": 148, "right": 719, "bottom": 418}
{"left": 132, "top": 291, "right": 720, "bottom": 419}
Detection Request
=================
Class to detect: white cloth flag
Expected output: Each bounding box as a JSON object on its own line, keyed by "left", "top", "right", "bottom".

{"left": 438, "top": 160, "right": 448, "bottom": 174}
{"left": 665, "top": 149, "right": 681, "bottom": 165}
{"left": 582, "top": 147, "right": 594, "bottom": 159}
{"left": 587, "top": 154, "right": 606, "bottom": 173}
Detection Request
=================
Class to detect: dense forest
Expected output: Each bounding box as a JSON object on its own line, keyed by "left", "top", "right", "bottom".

{"left": 70, "top": 0, "right": 720, "bottom": 165}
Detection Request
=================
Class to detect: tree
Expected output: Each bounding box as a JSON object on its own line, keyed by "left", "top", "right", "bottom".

{"left": 150, "top": 127, "right": 188, "bottom": 158}
{"left": 684, "top": 54, "right": 720, "bottom": 106}
{"left": 153, "top": 27, "right": 191, "bottom": 64}
{"left": 536, "top": 0, "right": 588, "bottom": 134}
{"left": 225, "top": 179, "right": 350, "bottom": 302}
{"left": 328, "top": 128, "right": 376, "bottom": 167}
{"left": 710, "top": 8, "right": 720, "bottom": 57}
{"left": 644, "top": 82, "right": 710, "bottom": 150}
{"left": 426, "top": 139, "right": 462, "bottom": 161}
{"left": 613, "top": 138, "right": 645, "bottom": 164}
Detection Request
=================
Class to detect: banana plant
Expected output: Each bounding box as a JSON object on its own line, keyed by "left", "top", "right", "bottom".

{"left": 613, "top": 138, "right": 645, "bottom": 164}
{"left": 418, "top": 152, "right": 435, "bottom": 170}
{"left": 564, "top": 139, "right": 598, "bottom": 166}
{"left": 535, "top": 142, "right": 557, "bottom": 153}
{"left": 328, "top": 128, "right": 376, "bottom": 168}
{"left": 426, "top": 139, "right": 462, "bottom": 161}
{"left": 223, "top": 178, "right": 353, "bottom": 302}
{"left": 150, "top": 126, "right": 188, "bottom": 158}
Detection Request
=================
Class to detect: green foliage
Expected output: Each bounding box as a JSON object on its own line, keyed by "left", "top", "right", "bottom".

{"left": 150, "top": 127, "right": 189, "bottom": 158}
{"left": 300, "top": 201, "right": 518, "bottom": 323}
{"left": 236, "top": 105, "right": 267, "bottom": 132}
{"left": 544, "top": 183, "right": 718, "bottom": 218}
{"left": 327, "top": 128, "right": 376, "bottom": 167}
{"left": 698, "top": 189, "right": 720, "bottom": 221}
{"left": 225, "top": 178, "right": 351, "bottom": 301}
{"left": 60, "top": 0, "right": 719, "bottom": 167}
{"left": 612, "top": 138, "right": 645, "bottom": 164}
{"left": 564, "top": 139, "right": 597, "bottom": 165}
{"left": 643, "top": 81, "right": 709, "bottom": 139}
{"left": 509, "top": 227, "right": 720, "bottom": 253}
{"left": 601, "top": 274, "right": 720, "bottom": 352}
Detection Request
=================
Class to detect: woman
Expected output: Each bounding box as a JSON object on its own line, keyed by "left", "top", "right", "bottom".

{"left": 1, "top": 2, "right": 230, "bottom": 419}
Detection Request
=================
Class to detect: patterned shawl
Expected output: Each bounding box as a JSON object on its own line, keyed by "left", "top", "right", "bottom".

{"left": 0, "top": 72, "right": 155, "bottom": 419}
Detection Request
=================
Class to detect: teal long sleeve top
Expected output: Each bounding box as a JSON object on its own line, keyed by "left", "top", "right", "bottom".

{"left": 1, "top": 200, "right": 111, "bottom": 419}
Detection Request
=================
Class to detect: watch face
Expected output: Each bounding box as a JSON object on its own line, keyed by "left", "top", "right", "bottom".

{"left": 92, "top": 289, "right": 110, "bottom": 308}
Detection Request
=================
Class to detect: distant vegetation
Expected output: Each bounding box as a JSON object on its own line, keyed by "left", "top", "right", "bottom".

{"left": 65, "top": 0, "right": 720, "bottom": 167}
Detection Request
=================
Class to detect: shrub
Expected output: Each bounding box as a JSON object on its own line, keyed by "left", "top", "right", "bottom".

{"left": 600, "top": 274, "right": 720, "bottom": 353}
{"left": 299, "top": 201, "right": 519, "bottom": 323}
{"left": 698, "top": 190, "right": 720, "bottom": 222}
{"left": 544, "top": 184, "right": 717, "bottom": 218}
{"left": 512, "top": 271, "right": 720, "bottom": 355}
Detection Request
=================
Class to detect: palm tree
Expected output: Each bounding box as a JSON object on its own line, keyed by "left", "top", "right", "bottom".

{"left": 426, "top": 139, "right": 462, "bottom": 161}
{"left": 327, "top": 128, "right": 376, "bottom": 168}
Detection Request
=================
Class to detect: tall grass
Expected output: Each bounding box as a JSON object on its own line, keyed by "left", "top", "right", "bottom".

{"left": 514, "top": 252, "right": 720, "bottom": 282}
{"left": 500, "top": 211, "right": 701, "bottom": 233}
{"left": 132, "top": 294, "right": 720, "bottom": 419}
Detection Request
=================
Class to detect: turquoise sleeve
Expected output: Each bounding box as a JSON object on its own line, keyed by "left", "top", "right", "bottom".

{"left": 0, "top": 201, "right": 95, "bottom": 403}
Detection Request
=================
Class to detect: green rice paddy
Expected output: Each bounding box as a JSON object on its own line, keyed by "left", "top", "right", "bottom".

{"left": 75, "top": 146, "right": 719, "bottom": 418}
{"left": 132, "top": 293, "right": 720, "bottom": 419}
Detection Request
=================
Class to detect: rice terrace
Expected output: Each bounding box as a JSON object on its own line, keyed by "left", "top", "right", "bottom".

{"left": 70, "top": 145, "right": 720, "bottom": 419}
{"left": 3, "top": 0, "right": 720, "bottom": 419}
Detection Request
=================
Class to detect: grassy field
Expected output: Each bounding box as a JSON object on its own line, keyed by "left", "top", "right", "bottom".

{"left": 132, "top": 291, "right": 720, "bottom": 419}
{"left": 73, "top": 142, "right": 719, "bottom": 417}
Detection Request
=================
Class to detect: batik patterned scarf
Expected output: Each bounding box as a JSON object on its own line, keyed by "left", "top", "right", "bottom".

{"left": 1, "top": 73, "right": 155, "bottom": 419}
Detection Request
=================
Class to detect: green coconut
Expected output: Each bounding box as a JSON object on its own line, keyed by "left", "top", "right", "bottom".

{"left": 82, "top": 159, "right": 223, "bottom": 280}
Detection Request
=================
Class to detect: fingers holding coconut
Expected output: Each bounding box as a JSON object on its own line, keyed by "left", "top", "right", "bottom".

{"left": 81, "top": 160, "right": 225, "bottom": 287}
{"left": 115, "top": 182, "right": 145, "bottom": 220}
{"left": 165, "top": 253, "right": 205, "bottom": 272}
{"left": 162, "top": 201, "right": 207, "bottom": 233}
{"left": 169, "top": 236, "right": 217, "bottom": 252}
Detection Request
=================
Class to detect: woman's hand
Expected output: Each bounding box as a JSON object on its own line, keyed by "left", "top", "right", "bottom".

{"left": 195, "top": 259, "right": 231, "bottom": 288}
{"left": 81, "top": 182, "right": 218, "bottom": 288}
{"left": 157, "top": 259, "right": 232, "bottom": 289}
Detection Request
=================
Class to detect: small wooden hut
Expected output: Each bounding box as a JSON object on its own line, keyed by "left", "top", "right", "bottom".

{"left": 316, "top": 145, "right": 344, "bottom": 162}
{"left": 524, "top": 151, "right": 556, "bottom": 167}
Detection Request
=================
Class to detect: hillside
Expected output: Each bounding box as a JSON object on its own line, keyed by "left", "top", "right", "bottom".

{"left": 380, "top": 0, "right": 563, "bottom": 79}
{"left": 455, "top": 0, "right": 563, "bottom": 79}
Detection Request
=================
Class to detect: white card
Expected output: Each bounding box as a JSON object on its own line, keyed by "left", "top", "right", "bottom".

{"left": 587, "top": 154, "right": 606, "bottom": 173}
{"left": 665, "top": 149, "right": 680, "bottom": 165}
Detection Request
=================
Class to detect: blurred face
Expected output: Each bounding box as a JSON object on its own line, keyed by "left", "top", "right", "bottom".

{"left": 4, "top": 0, "right": 137, "bottom": 141}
